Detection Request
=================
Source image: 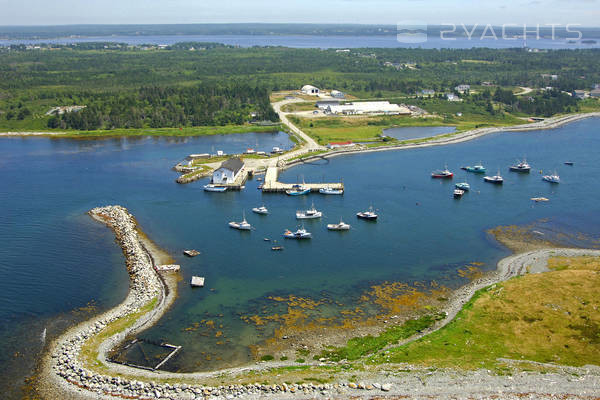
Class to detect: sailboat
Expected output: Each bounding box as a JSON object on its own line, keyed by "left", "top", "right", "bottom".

{"left": 228, "top": 211, "right": 252, "bottom": 230}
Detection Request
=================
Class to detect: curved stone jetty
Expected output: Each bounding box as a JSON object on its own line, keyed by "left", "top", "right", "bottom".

{"left": 41, "top": 206, "right": 600, "bottom": 399}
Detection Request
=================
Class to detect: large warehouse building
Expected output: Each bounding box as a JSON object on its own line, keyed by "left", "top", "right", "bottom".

{"left": 325, "top": 101, "right": 411, "bottom": 115}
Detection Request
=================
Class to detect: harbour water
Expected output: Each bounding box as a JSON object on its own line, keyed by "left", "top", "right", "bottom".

{"left": 1, "top": 122, "right": 600, "bottom": 395}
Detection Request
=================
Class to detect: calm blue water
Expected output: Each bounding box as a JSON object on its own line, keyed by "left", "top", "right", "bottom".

{"left": 383, "top": 126, "right": 456, "bottom": 140}
{"left": 1, "top": 121, "right": 600, "bottom": 394}
{"left": 1, "top": 34, "right": 599, "bottom": 49}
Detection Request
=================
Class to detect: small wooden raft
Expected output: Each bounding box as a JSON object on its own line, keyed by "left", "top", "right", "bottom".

{"left": 191, "top": 276, "right": 205, "bottom": 287}
{"left": 157, "top": 264, "right": 180, "bottom": 272}
{"left": 183, "top": 249, "right": 200, "bottom": 257}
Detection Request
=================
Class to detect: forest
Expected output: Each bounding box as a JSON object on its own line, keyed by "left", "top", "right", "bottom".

{"left": 0, "top": 43, "right": 599, "bottom": 131}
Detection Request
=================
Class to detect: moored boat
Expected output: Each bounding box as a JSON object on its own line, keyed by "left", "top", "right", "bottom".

{"left": 564, "top": 161, "right": 574, "bottom": 166}
{"left": 357, "top": 206, "right": 378, "bottom": 220}
{"left": 453, "top": 189, "right": 465, "bottom": 198}
{"left": 228, "top": 212, "right": 252, "bottom": 230}
{"left": 531, "top": 197, "right": 550, "bottom": 202}
{"left": 252, "top": 205, "right": 269, "bottom": 215}
{"left": 286, "top": 184, "right": 310, "bottom": 196}
{"left": 509, "top": 158, "right": 531, "bottom": 173}
{"left": 462, "top": 163, "right": 486, "bottom": 174}
{"left": 455, "top": 182, "right": 470, "bottom": 191}
{"left": 283, "top": 227, "right": 312, "bottom": 239}
{"left": 327, "top": 218, "right": 351, "bottom": 231}
{"left": 204, "top": 184, "right": 227, "bottom": 192}
{"left": 542, "top": 172, "right": 560, "bottom": 183}
{"left": 271, "top": 246, "right": 284, "bottom": 251}
{"left": 296, "top": 202, "right": 322, "bottom": 219}
{"left": 319, "top": 187, "right": 344, "bottom": 195}
{"left": 484, "top": 171, "right": 504, "bottom": 184}
{"left": 431, "top": 166, "right": 454, "bottom": 179}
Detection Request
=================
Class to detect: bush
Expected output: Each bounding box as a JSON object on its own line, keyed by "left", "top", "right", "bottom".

{"left": 295, "top": 358, "right": 305, "bottom": 363}
{"left": 260, "top": 354, "right": 274, "bottom": 361}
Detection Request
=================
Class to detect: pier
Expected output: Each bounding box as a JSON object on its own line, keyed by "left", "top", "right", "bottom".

{"left": 262, "top": 166, "right": 344, "bottom": 193}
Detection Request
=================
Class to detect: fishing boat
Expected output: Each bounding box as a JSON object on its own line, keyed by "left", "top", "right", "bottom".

{"left": 283, "top": 227, "right": 312, "bottom": 239}
{"left": 509, "top": 158, "right": 531, "bottom": 173}
{"left": 542, "top": 172, "right": 560, "bottom": 183}
{"left": 327, "top": 218, "right": 351, "bottom": 231}
{"left": 228, "top": 212, "right": 252, "bottom": 230}
{"left": 461, "top": 163, "right": 486, "bottom": 174}
{"left": 286, "top": 184, "right": 310, "bottom": 196}
{"left": 271, "top": 246, "right": 284, "bottom": 251}
{"left": 484, "top": 170, "right": 504, "bottom": 184}
{"left": 453, "top": 189, "right": 465, "bottom": 198}
{"left": 296, "top": 202, "right": 322, "bottom": 219}
{"left": 357, "top": 206, "right": 378, "bottom": 220}
{"left": 319, "top": 187, "right": 344, "bottom": 195}
{"left": 431, "top": 166, "right": 454, "bottom": 179}
{"left": 455, "top": 182, "right": 470, "bottom": 191}
{"left": 531, "top": 197, "right": 550, "bottom": 202}
{"left": 252, "top": 205, "right": 269, "bottom": 215}
{"left": 204, "top": 184, "right": 227, "bottom": 192}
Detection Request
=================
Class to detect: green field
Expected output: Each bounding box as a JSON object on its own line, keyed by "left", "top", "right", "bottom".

{"left": 369, "top": 256, "right": 600, "bottom": 369}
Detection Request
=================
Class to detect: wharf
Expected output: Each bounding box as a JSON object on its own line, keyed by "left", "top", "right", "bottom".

{"left": 261, "top": 167, "right": 344, "bottom": 193}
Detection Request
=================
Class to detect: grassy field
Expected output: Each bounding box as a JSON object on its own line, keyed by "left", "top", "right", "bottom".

{"left": 370, "top": 256, "right": 600, "bottom": 369}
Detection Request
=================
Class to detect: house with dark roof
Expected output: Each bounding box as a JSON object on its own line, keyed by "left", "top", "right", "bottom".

{"left": 212, "top": 157, "right": 245, "bottom": 184}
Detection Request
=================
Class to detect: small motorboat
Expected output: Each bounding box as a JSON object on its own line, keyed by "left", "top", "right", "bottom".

{"left": 357, "top": 206, "right": 378, "bottom": 220}
{"left": 462, "top": 164, "right": 486, "bottom": 174}
{"left": 564, "top": 161, "right": 574, "bottom": 166}
{"left": 542, "top": 172, "right": 560, "bottom": 183}
{"left": 296, "top": 202, "right": 322, "bottom": 219}
{"left": 263, "top": 238, "right": 270, "bottom": 241}
{"left": 204, "top": 184, "right": 227, "bottom": 192}
{"left": 431, "top": 166, "right": 454, "bottom": 179}
{"left": 257, "top": 184, "right": 264, "bottom": 190}
{"left": 484, "top": 171, "right": 504, "bottom": 184}
{"left": 327, "top": 218, "right": 351, "bottom": 231}
{"left": 283, "top": 227, "right": 312, "bottom": 239}
{"left": 271, "top": 246, "right": 284, "bottom": 251}
{"left": 319, "top": 187, "right": 344, "bottom": 195}
{"left": 509, "top": 159, "right": 531, "bottom": 173}
{"left": 453, "top": 189, "right": 465, "bottom": 198}
{"left": 228, "top": 212, "right": 252, "bottom": 230}
{"left": 286, "top": 184, "right": 310, "bottom": 196}
{"left": 531, "top": 197, "right": 550, "bottom": 202}
{"left": 455, "top": 182, "right": 470, "bottom": 191}
{"left": 183, "top": 250, "right": 200, "bottom": 257}
{"left": 252, "top": 205, "right": 269, "bottom": 215}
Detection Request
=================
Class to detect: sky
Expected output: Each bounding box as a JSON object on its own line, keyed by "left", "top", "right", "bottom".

{"left": 0, "top": 0, "right": 599, "bottom": 27}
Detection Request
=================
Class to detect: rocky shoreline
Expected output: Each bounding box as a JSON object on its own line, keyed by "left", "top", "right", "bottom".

{"left": 38, "top": 206, "right": 600, "bottom": 399}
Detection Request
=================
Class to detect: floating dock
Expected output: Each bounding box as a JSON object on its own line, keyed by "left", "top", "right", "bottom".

{"left": 261, "top": 167, "right": 344, "bottom": 193}
{"left": 191, "top": 276, "right": 205, "bottom": 287}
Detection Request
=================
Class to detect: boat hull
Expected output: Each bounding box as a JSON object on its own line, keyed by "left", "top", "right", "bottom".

{"left": 319, "top": 188, "right": 344, "bottom": 195}
{"left": 286, "top": 189, "right": 310, "bottom": 196}
{"left": 509, "top": 166, "right": 531, "bottom": 173}
{"left": 204, "top": 185, "right": 227, "bottom": 192}
{"left": 483, "top": 177, "right": 503, "bottom": 184}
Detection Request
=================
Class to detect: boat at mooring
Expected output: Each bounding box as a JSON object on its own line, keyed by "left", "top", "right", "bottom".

{"left": 296, "top": 202, "right": 322, "bottom": 219}
{"left": 252, "top": 205, "right": 269, "bottom": 215}
{"left": 542, "top": 172, "right": 560, "bottom": 183}
{"left": 283, "top": 227, "right": 312, "bottom": 239}
{"left": 455, "top": 182, "right": 470, "bottom": 191}
{"left": 286, "top": 184, "right": 310, "bottom": 196}
{"left": 204, "top": 184, "right": 227, "bottom": 192}
{"left": 509, "top": 159, "right": 531, "bottom": 173}
{"left": 462, "top": 163, "right": 486, "bottom": 174}
{"left": 484, "top": 171, "right": 504, "bottom": 184}
{"left": 327, "top": 218, "right": 351, "bottom": 231}
{"left": 357, "top": 206, "right": 378, "bottom": 220}
{"left": 454, "top": 189, "right": 465, "bottom": 198}
{"left": 431, "top": 166, "right": 454, "bottom": 179}
{"left": 228, "top": 212, "right": 252, "bottom": 230}
{"left": 319, "top": 187, "right": 344, "bottom": 195}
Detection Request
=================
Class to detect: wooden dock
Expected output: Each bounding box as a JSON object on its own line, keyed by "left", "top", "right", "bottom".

{"left": 262, "top": 167, "right": 344, "bottom": 193}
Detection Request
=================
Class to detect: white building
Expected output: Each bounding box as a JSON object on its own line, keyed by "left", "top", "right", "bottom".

{"left": 454, "top": 84, "right": 470, "bottom": 93}
{"left": 301, "top": 85, "right": 320, "bottom": 95}
{"left": 446, "top": 93, "right": 461, "bottom": 102}
{"left": 212, "top": 158, "right": 244, "bottom": 185}
{"left": 330, "top": 90, "right": 346, "bottom": 98}
{"left": 316, "top": 100, "right": 340, "bottom": 110}
{"left": 326, "top": 101, "right": 410, "bottom": 115}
